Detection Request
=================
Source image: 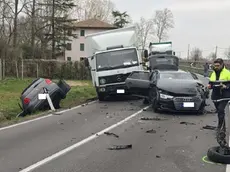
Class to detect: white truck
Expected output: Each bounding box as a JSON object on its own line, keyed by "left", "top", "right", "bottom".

{"left": 85, "top": 26, "right": 144, "bottom": 101}
{"left": 143, "top": 42, "right": 176, "bottom": 69}
{"left": 148, "top": 42, "right": 175, "bottom": 56}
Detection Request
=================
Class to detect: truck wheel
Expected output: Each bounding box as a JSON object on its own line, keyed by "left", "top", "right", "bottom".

{"left": 97, "top": 93, "right": 106, "bottom": 101}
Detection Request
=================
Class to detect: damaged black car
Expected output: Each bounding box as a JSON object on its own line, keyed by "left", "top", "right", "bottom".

{"left": 125, "top": 55, "right": 209, "bottom": 114}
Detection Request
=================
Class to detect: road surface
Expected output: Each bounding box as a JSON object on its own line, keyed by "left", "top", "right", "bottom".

{"left": 0, "top": 76, "right": 227, "bottom": 172}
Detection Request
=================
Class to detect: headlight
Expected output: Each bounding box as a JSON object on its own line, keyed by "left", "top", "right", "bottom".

{"left": 99, "top": 78, "right": 106, "bottom": 85}
{"left": 160, "top": 93, "right": 173, "bottom": 99}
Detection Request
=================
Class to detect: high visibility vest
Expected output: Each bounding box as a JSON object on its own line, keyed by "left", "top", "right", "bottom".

{"left": 209, "top": 67, "right": 230, "bottom": 81}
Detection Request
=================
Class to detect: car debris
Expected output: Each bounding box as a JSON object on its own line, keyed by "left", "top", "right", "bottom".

{"left": 104, "top": 132, "right": 119, "bottom": 138}
{"left": 140, "top": 117, "right": 167, "bottom": 121}
{"left": 202, "top": 125, "right": 216, "bottom": 130}
{"left": 108, "top": 144, "right": 132, "bottom": 150}
{"left": 156, "top": 155, "right": 161, "bottom": 158}
{"left": 180, "top": 121, "right": 196, "bottom": 125}
{"left": 146, "top": 129, "right": 157, "bottom": 133}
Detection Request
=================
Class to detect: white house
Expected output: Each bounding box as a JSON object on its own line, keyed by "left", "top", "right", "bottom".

{"left": 63, "top": 19, "right": 117, "bottom": 61}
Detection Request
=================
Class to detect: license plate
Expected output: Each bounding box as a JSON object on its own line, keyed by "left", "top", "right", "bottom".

{"left": 38, "top": 94, "right": 47, "bottom": 100}
{"left": 117, "top": 89, "right": 125, "bottom": 94}
{"left": 183, "top": 102, "right": 194, "bottom": 107}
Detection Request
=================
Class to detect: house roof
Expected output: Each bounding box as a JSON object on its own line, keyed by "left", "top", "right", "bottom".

{"left": 74, "top": 18, "right": 117, "bottom": 29}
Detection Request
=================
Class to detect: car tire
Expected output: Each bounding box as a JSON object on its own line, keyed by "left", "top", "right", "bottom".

{"left": 149, "top": 88, "right": 159, "bottom": 112}
{"left": 196, "top": 101, "right": 206, "bottom": 115}
{"left": 207, "top": 146, "right": 230, "bottom": 164}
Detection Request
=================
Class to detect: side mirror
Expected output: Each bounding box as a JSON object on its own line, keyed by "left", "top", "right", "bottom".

{"left": 173, "top": 52, "right": 175, "bottom": 55}
{"left": 84, "top": 58, "right": 89, "bottom": 67}
{"left": 144, "top": 49, "right": 148, "bottom": 58}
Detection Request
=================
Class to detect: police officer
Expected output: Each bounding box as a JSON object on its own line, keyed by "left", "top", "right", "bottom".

{"left": 208, "top": 58, "right": 230, "bottom": 133}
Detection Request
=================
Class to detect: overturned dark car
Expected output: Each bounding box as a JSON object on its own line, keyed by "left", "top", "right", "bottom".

{"left": 18, "top": 78, "right": 71, "bottom": 117}
{"left": 125, "top": 55, "right": 209, "bottom": 114}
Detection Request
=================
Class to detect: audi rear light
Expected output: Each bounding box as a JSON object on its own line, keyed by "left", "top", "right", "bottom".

{"left": 45, "top": 79, "right": 52, "bottom": 84}
{"left": 23, "top": 98, "right": 30, "bottom": 104}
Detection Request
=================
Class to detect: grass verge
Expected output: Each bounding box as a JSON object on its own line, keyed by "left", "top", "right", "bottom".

{"left": 0, "top": 78, "right": 96, "bottom": 127}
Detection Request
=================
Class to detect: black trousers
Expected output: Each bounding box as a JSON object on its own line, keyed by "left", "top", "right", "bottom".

{"left": 213, "top": 100, "right": 228, "bottom": 131}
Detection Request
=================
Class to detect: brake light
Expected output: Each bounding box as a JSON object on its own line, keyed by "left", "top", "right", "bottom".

{"left": 24, "top": 98, "right": 30, "bottom": 104}
{"left": 45, "top": 79, "right": 52, "bottom": 84}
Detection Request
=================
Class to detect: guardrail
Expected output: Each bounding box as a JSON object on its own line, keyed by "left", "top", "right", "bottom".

{"left": 179, "top": 65, "right": 212, "bottom": 76}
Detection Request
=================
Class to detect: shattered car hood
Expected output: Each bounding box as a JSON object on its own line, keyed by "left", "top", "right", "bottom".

{"left": 157, "top": 79, "right": 201, "bottom": 95}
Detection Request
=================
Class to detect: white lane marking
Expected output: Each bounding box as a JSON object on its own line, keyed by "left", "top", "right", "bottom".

{"left": 0, "top": 100, "right": 97, "bottom": 132}
{"left": 19, "top": 105, "right": 150, "bottom": 172}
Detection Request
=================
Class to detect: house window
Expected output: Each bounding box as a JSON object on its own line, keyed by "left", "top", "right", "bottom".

{"left": 66, "top": 43, "right": 72, "bottom": 50}
{"left": 80, "top": 43, "right": 84, "bottom": 51}
{"left": 67, "top": 29, "right": 72, "bottom": 36}
{"left": 80, "top": 30, "right": 85, "bottom": 36}
{"left": 67, "top": 57, "right": 71, "bottom": 61}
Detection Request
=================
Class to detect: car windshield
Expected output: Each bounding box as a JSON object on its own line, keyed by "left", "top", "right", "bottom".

{"left": 96, "top": 48, "right": 139, "bottom": 71}
{"left": 160, "top": 72, "right": 194, "bottom": 80}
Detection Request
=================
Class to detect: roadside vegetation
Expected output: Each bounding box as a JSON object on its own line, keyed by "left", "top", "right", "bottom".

{"left": 0, "top": 78, "right": 96, "bottom": 126}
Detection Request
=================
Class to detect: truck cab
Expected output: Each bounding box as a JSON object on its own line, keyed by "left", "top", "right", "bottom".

{"left": 85, "top": 26, "right": 144, "bottom": 101}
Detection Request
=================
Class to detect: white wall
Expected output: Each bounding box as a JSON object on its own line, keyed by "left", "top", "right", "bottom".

{"left": 65, "top": 28, "right": 112, "bottom": 61}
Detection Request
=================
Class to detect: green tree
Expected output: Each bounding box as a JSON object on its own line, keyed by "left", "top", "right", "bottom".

{"left": 112, "top": 10, "right": 130, "bottom": 28}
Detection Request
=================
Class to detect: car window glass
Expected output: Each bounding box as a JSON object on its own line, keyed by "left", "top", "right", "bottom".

{"left": 160, "top": 73, "right": 194, "bottom": 80}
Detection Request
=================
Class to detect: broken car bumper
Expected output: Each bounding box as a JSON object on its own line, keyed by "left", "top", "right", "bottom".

{"left": 97, "top": 83, "right": 130, "bottom": 95}
{"left": 157, "top": 95, "right": 203, "bottom": 112}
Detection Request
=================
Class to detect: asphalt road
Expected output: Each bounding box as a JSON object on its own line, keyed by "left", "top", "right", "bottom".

{"left": 0, "top": 76, "right": 227, "bottom": 172}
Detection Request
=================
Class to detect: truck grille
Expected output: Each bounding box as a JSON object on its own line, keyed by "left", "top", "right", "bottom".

{"left": 99, "top": 73, "right": 131, "bottom": 85}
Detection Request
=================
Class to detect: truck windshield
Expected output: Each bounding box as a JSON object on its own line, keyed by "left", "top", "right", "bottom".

{"left": 96, "top": 48, "right": 139, "bottom": 71}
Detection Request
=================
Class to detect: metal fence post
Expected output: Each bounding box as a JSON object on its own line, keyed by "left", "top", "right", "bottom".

{"left": 21, "top": 58, "right": 23, "bottom": 80}
{"left": 36, "top": 62, "right": 39, "bottom": 78}
{"left": 0, "top": 58, "right": 2, "bottom": 80}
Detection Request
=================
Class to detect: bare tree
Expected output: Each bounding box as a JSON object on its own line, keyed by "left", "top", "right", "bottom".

{"left": 70, "top": 0, "right": 115, "bottom": 23}
{"left": 153, "top": 8, "right": 174, "bottom": 42}
{"left": 225, "top": 47, "right": 230, "bottom": 59}
{"left": 190, "top": 47, "right": 202, "bottom": 62}
{"left": 136, "top": 17, "right": 154, "bottom": 53}
{"left": 207, "top": 52, "right": 216, "bottom": 60}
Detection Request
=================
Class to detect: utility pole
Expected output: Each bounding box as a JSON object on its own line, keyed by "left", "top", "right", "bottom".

{"left": 52, "top": 0, "right": 55, "bottom": 59}
{"left": 215, "top": 46, "right": 218, "bottom": 59}
{"left": 187, "top": 44, "right": 190, "bottom": 60}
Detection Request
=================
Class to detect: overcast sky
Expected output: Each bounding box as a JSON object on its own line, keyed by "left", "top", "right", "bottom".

{"left": 111, "top": 0, "right": 230, "bottom": 58}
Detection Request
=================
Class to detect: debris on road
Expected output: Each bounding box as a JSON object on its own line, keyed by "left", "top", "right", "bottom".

{"left": 180, "top": 121, "right": 196, "bottom": 125}
{"left": 156, "top": 155, "right": 161, "bottom": 158}
{"left": 140, "top": 117, "right": 167, "bottom": 121}
{"left": 57, "top": 121, "right": 64, "bottom": 125}
{"left": 108, "top": 144, "right": 132, "bottom": 150}
{"left": 202, "top": 125, "right": 216, "bottom": 130}
{"left": 146, "top": 129, "right": 157, "bottom": 134}
{"left": 104, "top": 132, "right": 119, "bottom": 138}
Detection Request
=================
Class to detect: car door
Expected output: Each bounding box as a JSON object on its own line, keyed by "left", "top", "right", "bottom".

{"left": 125, "top": 71, "right": 151, "bottom": 97}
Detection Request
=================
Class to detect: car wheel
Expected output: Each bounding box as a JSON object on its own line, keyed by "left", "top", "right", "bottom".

{"left": 207, "top": 146, "right": 230, "bottom": 164}
{"left": 149, "top": 88, "right": 159, "bottom": 112}
{"left": 196, "top": 101, "right": 206, "bottom": 115}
